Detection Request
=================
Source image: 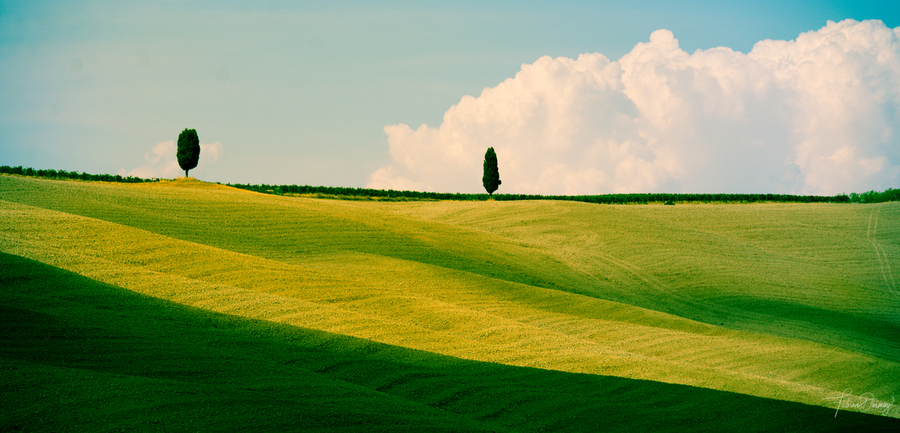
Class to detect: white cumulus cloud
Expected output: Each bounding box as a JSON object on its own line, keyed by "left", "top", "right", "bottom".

{"left": 369, "top": 19, "right": 900, "bottom": 195}
{"left": 121, "top": 140, "right": 223, "bottom": 179}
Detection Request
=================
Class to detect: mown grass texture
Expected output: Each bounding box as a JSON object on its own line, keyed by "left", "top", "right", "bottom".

{"left": 1, "top": 175, "right": 898, "bottom": 431}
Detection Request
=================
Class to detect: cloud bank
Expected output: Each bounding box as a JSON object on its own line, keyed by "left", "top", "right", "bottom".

{"left": 122, "top": 140, "right": 223, "bottom": 179}
{"left": 369, "top": 20, "right": 900, "bottom": 195}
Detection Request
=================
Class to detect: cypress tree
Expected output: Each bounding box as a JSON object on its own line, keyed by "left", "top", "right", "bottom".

{"left": 177, "top": 128, "right": 201, "bottom": 178}
{"left": 482, "top": 147, "right": 501, "bottom": 196}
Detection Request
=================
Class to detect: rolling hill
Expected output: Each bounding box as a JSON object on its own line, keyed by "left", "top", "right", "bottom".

{"left": 1, "top": 174, "right": 898, "bottom": 431}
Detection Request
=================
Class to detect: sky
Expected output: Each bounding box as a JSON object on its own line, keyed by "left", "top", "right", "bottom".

{"left": 1, "top": 1, "right": 898, "bottom": 195}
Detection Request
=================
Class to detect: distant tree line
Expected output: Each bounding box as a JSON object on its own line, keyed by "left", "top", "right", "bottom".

{"left": 0, "top": 165, "right": 156, "bottom": 183}
{"left": 847, "top": 188, "right": 900, "bottom": 204}
{"left": 4, "top": 165, "right": 898, "bottom": 204}
{"left": 226, "top": 183, "right": 483, "bottom": 201}
{"left": 226, "top": 183, "right": 861, "bottom": 204}
{"left": 491, "top": 192, "right": 852, "bottom": 204}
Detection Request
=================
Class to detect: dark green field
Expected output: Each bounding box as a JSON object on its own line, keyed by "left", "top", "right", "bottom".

{"left": 1, "top": 175, "right": 898, "bottom": 431}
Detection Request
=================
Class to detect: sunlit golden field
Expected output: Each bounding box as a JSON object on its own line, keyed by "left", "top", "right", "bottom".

{"left": 1, "top": 175, "right": 898, "bottom": 432}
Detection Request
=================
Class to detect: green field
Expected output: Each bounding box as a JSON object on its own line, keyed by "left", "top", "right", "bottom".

{"left": 1, "top": 175, "right": 898, "bottom": 432}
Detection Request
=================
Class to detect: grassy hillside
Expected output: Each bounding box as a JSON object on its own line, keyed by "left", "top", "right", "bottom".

{"left": 1, "top": 174, "right": 898, "bottom": 431}
{"left": 5, "top": 252, "right": 893, "bottom": 432}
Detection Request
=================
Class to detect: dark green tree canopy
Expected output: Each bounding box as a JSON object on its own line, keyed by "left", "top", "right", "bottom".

{"left": 177, "top": 128, "right": 201, "bottom": 178}
{"left": 482, "top": 147, "right": 501, "bottom": 196}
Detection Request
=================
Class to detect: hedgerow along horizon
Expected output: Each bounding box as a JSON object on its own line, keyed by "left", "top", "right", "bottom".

{"left": 1, "top": 164, "right": 898, "bottom": 204}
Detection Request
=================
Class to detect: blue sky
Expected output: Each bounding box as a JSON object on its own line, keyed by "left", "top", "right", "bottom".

{"left": 1, "top": 1, "right": 898, "bottom": 194}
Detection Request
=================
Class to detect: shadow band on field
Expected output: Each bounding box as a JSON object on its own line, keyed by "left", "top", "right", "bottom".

{"left": 713, "top": 296, "right": 900, "bottom": 363}
{"left": 1, "top": 252, "right": 896, "bottom": 432}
